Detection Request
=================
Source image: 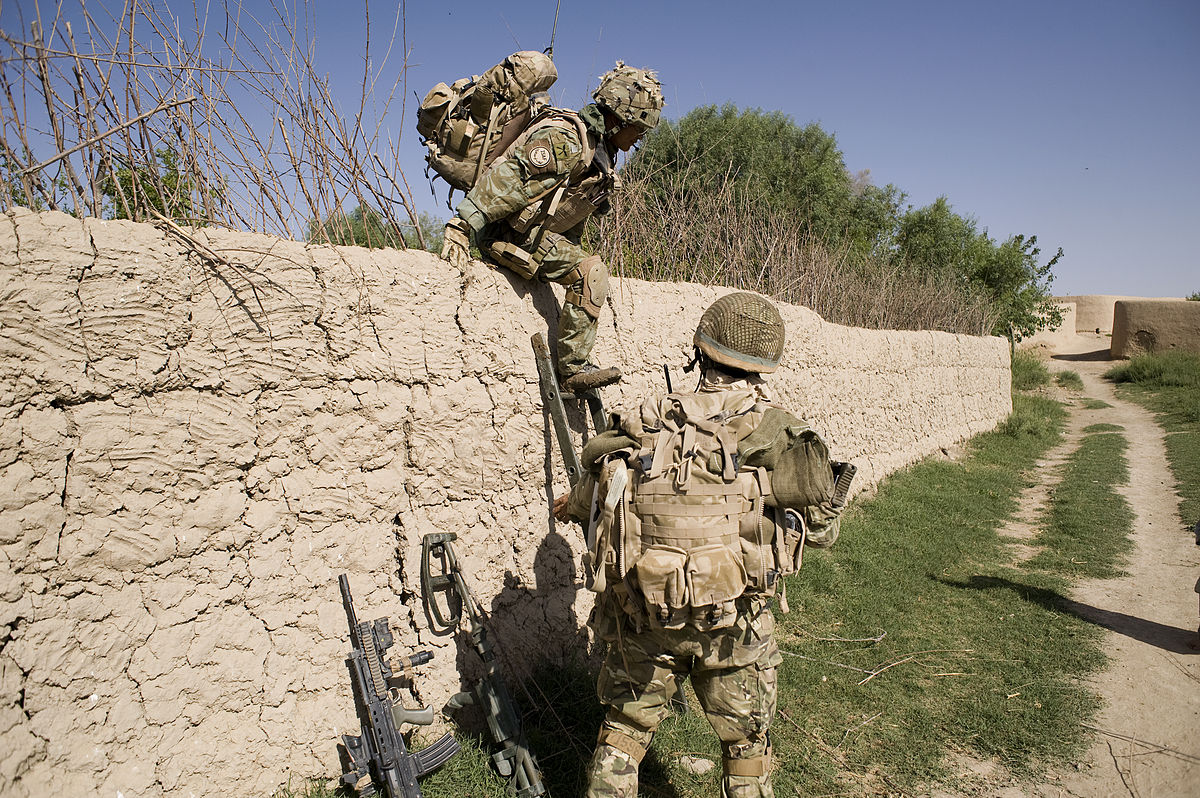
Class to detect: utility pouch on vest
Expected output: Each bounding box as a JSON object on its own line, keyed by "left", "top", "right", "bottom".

{"left": 487, "top": 241, "right": 538, "bottom": 279}
{"left": 770, "top": 432, "right": 835, "bottom": 508}
{"left": 779, "top": 508, "right": 806, "bottom": 574}
{"left": 635, "top": 544, "right": 690, "bottom": 629}
{"left": 686, "top": 543, "right": 746, "bottom": 631}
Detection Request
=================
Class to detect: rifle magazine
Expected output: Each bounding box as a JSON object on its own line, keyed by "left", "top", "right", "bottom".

{"left": 413, "top": 732, "right": 462, "bottom": 775}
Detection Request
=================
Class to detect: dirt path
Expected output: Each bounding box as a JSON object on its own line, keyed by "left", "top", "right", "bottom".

{"left": 1038, "top": 337, "right": 1200, "bottom": 797}
{"left": 938, "top": 335, "right": 1200, "bottom": 798}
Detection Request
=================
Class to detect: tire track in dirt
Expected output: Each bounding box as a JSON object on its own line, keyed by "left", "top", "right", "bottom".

{"left": 1036, "top": 342, "right": 1200, "bottom": 797}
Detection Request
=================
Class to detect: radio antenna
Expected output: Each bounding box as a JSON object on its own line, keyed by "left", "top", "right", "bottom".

{"left": 545, "top": 0, "right": 562, "bottom": 59}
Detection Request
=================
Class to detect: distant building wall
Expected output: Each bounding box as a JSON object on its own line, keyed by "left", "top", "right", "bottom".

{"left": 1110, "top": 299, "right": 1200, "bottom": 358}
{"left": 1019, "top": 303, "right": 1076, "bottom": 350}
{"left": 1056, "top": 294, "right": 1185, "bottom": 333}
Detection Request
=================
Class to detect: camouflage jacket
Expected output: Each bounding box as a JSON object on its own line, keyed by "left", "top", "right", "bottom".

{"left": 457, "top": 104, "right": 616, "bottom": 237}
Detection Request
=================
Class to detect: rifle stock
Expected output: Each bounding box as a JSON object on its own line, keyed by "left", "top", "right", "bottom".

{"left": 420, "top": 533, "right": 549, "bottom": 797}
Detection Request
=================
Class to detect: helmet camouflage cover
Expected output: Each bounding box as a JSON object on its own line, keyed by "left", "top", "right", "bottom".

{"left": 694, "top": 292, "right": 786, "bottom": 373}
{"left": 593, "top": 62, "right": 663, "bottom": 132}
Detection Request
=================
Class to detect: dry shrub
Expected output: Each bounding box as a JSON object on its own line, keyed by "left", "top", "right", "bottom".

{"left": 595, "top": 165, "right": 996, "bottom": 334}
{"left": 0, "top": 0, "right": 426, "bottom": 247}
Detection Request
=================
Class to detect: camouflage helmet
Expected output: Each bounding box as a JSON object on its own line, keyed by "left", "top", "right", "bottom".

{"left": 593, "top": 62, "right": 663, "bottom": 132}
{"left": 694, "top": 292, "right": 786, "bottom": 374}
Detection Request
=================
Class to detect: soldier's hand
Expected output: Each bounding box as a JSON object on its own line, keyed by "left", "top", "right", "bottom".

{"left": 440, "top": 218, "right": 471, "bottom": 269}
{"left": 552, "top": 493, "right": 572, "bottom": 522}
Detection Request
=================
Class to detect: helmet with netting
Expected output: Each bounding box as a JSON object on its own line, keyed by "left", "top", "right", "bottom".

{"left": 593, "top": 62, "right": 663, "bottom": 132}
{"left": 694, "top": 292, "right": 786, "bottom": 373}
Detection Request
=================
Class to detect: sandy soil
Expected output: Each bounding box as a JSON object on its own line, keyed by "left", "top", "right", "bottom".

{"left": 941, "top": 334, "right": 1200, "bottom": 797}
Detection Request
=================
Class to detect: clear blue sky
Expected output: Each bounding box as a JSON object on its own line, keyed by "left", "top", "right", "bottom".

{"left": 7, "top": 0, "right": 1197, "bottom": 297}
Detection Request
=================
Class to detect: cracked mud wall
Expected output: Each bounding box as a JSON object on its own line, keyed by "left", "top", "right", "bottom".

{"left": 0, "top": 208, "right": 1011, "bottom": 796}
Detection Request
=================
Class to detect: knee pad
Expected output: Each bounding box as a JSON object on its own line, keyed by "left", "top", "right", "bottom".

{"left": 565, "top": 255, "right": 609, "bottom": 320}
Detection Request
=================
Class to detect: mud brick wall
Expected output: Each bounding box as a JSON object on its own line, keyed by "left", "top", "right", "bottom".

{"left": 1019, "top": 302, "right": 1077, "bottom": 350}
{"left": 0, "top": 208, "right": 1011, "bottom": 796}
{"left": 1056, "top": 294, "right": 1185, "bottom": 334}
{"left": 1111, "top": 299, "right": 1200, "bottom": 358}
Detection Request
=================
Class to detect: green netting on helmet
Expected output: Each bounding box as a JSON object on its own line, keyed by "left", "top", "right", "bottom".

{"left": 693, "top": 292, "right": 786, "bottom": 373}
{"left": 593, "top": 62, "right": 663, "bottom": 132}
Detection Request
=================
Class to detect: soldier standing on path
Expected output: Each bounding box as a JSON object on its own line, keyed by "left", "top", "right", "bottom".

{"left": 440, "top": 63, "right": 663, "bottom": 394}
{"left": 554, "top": 292, "right": 849, "bottom": 797}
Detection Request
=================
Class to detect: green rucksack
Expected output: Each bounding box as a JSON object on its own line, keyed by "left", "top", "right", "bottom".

{"left": 417, "top": 51, "right": 559, "bottom": 193}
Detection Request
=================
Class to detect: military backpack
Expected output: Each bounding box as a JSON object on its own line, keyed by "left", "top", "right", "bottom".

{"left": 582, "top": 388, "right": 842, "bottom": 631}
{"left": 417, "top": 51, "right": 560, "bottom": 194}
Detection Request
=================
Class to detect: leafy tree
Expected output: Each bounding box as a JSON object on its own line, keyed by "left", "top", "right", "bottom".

{"left": 896, "top": 197, "right": 1062, "bottom": 337}
{"left": 1187, "top": 291, "right": 1199, "bottom": 301}
{"left": 405, "top": 210, "right": 444, "bottom": 252}
{"left": 306, "top": 205, "right": 443, "bottom": 251}
{"left": 632, "top": 104, "right": 903, "bottom": 252}
{"left": 979, "top": 233, "right": 1064, "bottom": 339}
{"left": 100, "top": 148, "right": 204, "bottom": 222}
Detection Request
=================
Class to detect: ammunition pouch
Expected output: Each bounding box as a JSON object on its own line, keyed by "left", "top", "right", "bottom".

{"left": 485, "top": 240, "right": 538, "bottom": 280}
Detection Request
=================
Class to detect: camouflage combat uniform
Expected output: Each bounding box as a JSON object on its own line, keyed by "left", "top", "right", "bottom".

{"left": 455, "top": 103, "right": 615, "bottom": 377}
{"left": 566, "top": 367, "right": 839, "bottom": 798}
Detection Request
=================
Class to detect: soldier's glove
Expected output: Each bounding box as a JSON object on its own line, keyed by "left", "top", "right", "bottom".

{"left": 440, "top": 217, "right": 471, "bottom": 269}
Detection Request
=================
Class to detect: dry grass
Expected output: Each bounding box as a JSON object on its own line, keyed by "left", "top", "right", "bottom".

{"left": 0, "top": 0, "right": 428, "bottom": 247}
{"left": 594, "top": 162, "right": 996, "bottom": 334}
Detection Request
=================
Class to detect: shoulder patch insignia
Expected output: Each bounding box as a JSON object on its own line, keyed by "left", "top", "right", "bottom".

{"left": 529, "top": 144, "right": 552, "bottom": 169}
{"left": 524, "top": 136, "right": 558, "bottom": 174}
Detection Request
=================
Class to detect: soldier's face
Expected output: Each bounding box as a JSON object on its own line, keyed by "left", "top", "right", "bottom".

{"left": 610, "top": 124, "right": 645, "bottom": 152}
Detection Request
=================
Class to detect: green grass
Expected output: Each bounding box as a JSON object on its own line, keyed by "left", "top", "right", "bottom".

{"left": 1107, "top": 351, "right": 1200, "bottom": 533}
{"left": 757, "top": 393, "right": 1109, "bottom": 795}
{"left": 1011, "top": 349, "right": 1051, "bottom": 391}
{"left": 1024, "top": 429, "right": 1134, "bottom": 579}
{"left": 1105, "top": 350, "right": 1200, "bottom": 390}
{"left": 1055, "top": 370, "right": 1084, "bottom": 391}
{"left": 1080, "top": 398, "right": 1112, "bottom": 410}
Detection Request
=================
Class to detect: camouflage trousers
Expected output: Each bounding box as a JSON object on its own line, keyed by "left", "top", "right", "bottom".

{"left": 585, "top": 595, "right": 781, "bottom": 798}
{"left": 478, "top": 221, "right": 606, "bottom": 377}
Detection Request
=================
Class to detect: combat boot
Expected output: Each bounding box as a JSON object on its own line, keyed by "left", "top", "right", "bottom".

{"left": 562, "top": 364, "right": 622, "bottom": 393}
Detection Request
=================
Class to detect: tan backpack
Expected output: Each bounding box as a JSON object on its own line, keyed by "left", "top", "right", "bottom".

{"left": 417, "top": 51, "right": 559, "bottom": 193}
{"left": 582, "top": 389, "right": 839, "bottom": 631}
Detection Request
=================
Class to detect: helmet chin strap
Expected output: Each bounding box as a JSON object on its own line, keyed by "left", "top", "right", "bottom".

{"left": 683, "top": 347, "right": 702, "bottom": 374}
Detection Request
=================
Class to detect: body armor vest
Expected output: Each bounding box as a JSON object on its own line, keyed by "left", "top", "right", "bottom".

{"left": 584, "top": 389, "right": 824, "bottom": 631}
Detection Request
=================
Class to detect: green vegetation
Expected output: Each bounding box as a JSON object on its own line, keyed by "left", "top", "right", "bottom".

{"left": 1080, "top": 398, "right": 1112, "bottom": 410}
{"left": 99, "top": 148, "right": 210, "bottom": 222}
{"left": 1010, "top": 350, "right": 1051, "bottom": 392}
{"left": 1106, "top": 351, "right": 1200, "bottom": 533}
{"left": 1025, "top": 428, "right": 1133, "bottom": 579}
{"left": 1055, "top": 370, "right": 1084, "bottom": 390}
{"left": 1106, "top": 351, "right": 1200, "bottom": 394}
{"left": 632, "top": 104, "right": 903, "bottom": 253}
{"left": 307, "top": 206, "right": 444, "bottom": 251}
{"left": 621, "top": 104, "right": 1063, "bottom": 336}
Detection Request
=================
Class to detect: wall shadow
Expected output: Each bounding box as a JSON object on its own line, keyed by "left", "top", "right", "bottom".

{"left": 1050, "top": 348, "right": 1113, "bottom": 362}
{"left": 938, "top": 574, "right": 1198, "bottom": 655}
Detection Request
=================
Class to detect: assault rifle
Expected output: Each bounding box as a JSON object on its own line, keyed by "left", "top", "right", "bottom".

{"left": 338, "top": 574, "right": 460, "bottom": 797}
{"left": 420, "top": 532, "right": 548, "bottom": 798}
